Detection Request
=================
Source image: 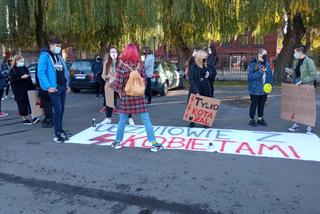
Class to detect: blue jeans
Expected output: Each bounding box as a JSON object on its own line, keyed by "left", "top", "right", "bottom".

{"left": 116, "top": 112, "right": 156, "bottom": 143}
{"left": 49, "top": 85, "right": 67, "bottom": 136}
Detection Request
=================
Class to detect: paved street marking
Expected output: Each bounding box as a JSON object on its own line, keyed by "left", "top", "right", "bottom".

{"left": 67, "top": 124, "right": 320, "bottom": 162}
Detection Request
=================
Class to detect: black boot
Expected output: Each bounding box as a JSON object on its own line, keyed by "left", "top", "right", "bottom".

{"left": 257, "top": 118, "right": 267, "bottom": 126}
{"left": 249, "top": 119, "right": 257, "bottom": 127}
{"left": 189, "top": 122, "right": 195, "bottom": 128}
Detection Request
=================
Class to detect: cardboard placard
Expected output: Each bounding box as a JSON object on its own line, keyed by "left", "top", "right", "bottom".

{"left": 27, "top": 90, "right": 44, "bottom": 118}
{"left": 281, "top": 83, "right": 316, "bottom": 127}
{"left": 183, "top": 94, "right": 220, "bottom": 126}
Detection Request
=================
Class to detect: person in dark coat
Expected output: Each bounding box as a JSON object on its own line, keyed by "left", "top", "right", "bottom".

{"left": 93, "top": 55, "right": 104, "bottom": 98}
{"left": 0, "top": 56, "right": 12, "bottom": 99}
{"left": 188, "top": 49, "right": 213, "bottom": 128}
{"left": 9, "top": 55, "right": 40, "bottom": 125}
{"left": 35, "top": 61, "right": 53, "bottom": 128}
{"left": 247, "top": 48, "right": 273, "bottom": 127}
{"left": 0, "top": 71, "right": 8, "bottom": 117}
{"left": 207, "top": 44, "right": 218, "bottom": 97}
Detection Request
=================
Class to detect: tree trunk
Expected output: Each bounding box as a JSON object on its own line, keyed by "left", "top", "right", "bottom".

{"left": 274, "top": 13, "right": 306, "bottom": 83}
{"left": 35, "top": 0, "right": 48, "bottom": 49}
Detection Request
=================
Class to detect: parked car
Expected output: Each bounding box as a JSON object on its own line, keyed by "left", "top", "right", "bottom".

{"left": 151, "top": 61, "right": 186, "bottom": 96}
{"left": 69, "top": 59, "right": 97, "bottom": 93}
{"left": 28, "top": 62, "right": 71, "bottom": 86}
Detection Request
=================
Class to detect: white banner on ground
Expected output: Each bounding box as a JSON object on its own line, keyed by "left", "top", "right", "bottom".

{"left": 67, "top": 124, "right": 320, "bottom": 162}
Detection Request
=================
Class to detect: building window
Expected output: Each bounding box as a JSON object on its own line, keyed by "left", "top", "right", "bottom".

{"left": 254, "top": 35, "right": 264, "bottom": 45}
{"left": 237, "top": 34, "right": 249, "bottom": 47}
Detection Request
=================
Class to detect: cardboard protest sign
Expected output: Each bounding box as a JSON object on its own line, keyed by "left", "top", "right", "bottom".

{"left": 183, "top": 94, "right": 220, "bottom": 126}
{"left": 67, "top": 124, "right": 320, "bottom": 162}
{"left": 28, "top": 90, "right": 44, "bottom": 118}
{"left": 281, "top": 83, "right": 316, "bottom": 127}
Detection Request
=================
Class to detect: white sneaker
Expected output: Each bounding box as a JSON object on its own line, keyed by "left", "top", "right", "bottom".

{"left": 150, "top": 143, "right": 164, "bottom": 152}
{"left": 288, "top": 123, "right": 300, "bottom": 132}
{"left": 306, "top": 127, "right": 314, "bottom": 135}
{"left": 128, "top": 118, "right": 135, "bottom": 125}
{"left": 101, "top": 117, "right": 112, "bottom": 124}
{"left": 111, "top": 141, "right": 122, "bottom": 150}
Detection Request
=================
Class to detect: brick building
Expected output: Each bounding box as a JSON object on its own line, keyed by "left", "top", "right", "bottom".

{"left": 214, "top": 32, "right": 277, "bottom": 71}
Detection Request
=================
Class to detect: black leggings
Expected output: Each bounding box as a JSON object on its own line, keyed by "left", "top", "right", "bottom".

{"left": 250, "top": 95, "right": 267, "bottom": 119}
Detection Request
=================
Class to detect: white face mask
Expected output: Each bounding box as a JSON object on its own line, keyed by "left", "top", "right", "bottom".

{"left": 294, "top": 52, "right": 300, "bottom": 59}
{"left": 17, "top": 61, "right": 24, "bottom": 67}
{"left": 109, "top": 49, "right": 118, "bottom": 60}
{"left": 54, "top": 47, "right": 61, "bottom": 54}
{"left": 141, "top": 55, "right": 145, "bottom": 62}
{"left": 208, "top": 48, "right": 212, "bottom": 55}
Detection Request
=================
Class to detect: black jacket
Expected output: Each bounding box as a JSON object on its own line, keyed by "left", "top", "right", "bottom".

{"left": 9, "top": 66, "right": 35, "bottom": 102}
{"left": 188, "top": 63, "right": 212, "bottom": 97}
{"left": 207, "top": 45, "right": 218, "bottom": 83}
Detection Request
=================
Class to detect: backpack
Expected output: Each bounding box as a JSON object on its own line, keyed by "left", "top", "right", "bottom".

{"left": 123, "top": 63, "right": 145, "bottom": 96}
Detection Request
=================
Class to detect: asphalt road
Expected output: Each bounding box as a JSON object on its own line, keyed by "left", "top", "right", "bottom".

{"left": 0, "top": 85, "right": 320, "bottom": 214}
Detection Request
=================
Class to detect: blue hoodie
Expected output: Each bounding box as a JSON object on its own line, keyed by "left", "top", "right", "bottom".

{"left": 37, "top": 48, "right": 70, "bottom": 91}
{"left": 247, "top": 58, "right": 273, "bottom": 95}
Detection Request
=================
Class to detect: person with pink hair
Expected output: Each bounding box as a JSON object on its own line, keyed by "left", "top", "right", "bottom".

{"left": 111, "top": 44, "right": 163, "bottom": 152}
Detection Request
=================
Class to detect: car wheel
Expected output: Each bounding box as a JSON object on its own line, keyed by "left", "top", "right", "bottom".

{"left": 71, "top": 87, "right": 81, "bottom": 93}
{"left": 160, "top": 82, "right": 169, "bottom": 96}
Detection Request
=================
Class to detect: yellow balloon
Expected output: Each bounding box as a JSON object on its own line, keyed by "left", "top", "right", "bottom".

{"left": 263, "top": 83, "right": 273, "bottom": 94}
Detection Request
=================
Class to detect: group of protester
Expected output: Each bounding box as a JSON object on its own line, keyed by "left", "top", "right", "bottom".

{"left": 0, "top": 36, "right": 317, "bottom": 152}
{"left": 183, "top": 44, "right": 316, "bottom": 134}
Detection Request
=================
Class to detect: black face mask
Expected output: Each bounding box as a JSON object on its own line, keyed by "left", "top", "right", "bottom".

{"left": 262, "top": 55, "right": 267, "bottom": 61}
{"left": 203, "top": 59, "right": 207, "bottom": 64}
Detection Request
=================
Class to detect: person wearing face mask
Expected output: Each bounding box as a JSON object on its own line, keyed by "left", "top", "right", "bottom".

{"left": 93, "top": 55, "right": 104, "bottom": 98}
{"left": 0, "top": 66, "right": 8, "bottom": 117}
{"left": 207, "top": 44, "right": 218, "bottom": 97}
{"left": 9, "top": 55, "right": 40, "bottom": 125}
{"left": 285, "top": 46, "right": 317, "bottom": 134}
{"left": 1, "top": 57, "right": 13, "bottom": 100}
{"left": 38, "top": 37, "right": 71, "bottom": 143}
{"left": 247, "top": 48, "right": 273, "bottom": 127}
{"left": 188, "top": 49, "right": 212, "bottom": 128}
{"left": 100, "top": 47, "right": 135, "bottom": 125}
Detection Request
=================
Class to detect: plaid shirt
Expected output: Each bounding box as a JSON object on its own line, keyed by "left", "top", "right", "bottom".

{"left": 111, "top": 62, "right": 147, "bottom": 114}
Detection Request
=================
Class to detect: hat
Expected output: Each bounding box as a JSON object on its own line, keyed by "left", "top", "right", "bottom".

{"left": 263, "top": 83, "right": 272, "bottom": 94}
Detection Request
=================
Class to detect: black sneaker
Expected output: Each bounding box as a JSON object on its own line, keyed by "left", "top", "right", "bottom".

{"left": 23, "top": 119, "right": 33, "bottom": 125}
{"left": 42, "top": 119, "right": 53, "bottom": 128}
{"left": 32, "top": 117, "right": 41, "bottom": 124}
{"left": 257, "top": 118, "right": 267, "bottom": 126}
{"left": 53, "top": 134, "right": 65, "bottom": 143}
{"left": 189, "top": 122, "right": 195, "bottom": 128}
{"left": 61, "top": 130, "right": 71, "bottom": 141}
{"left": 249, "top": 119, "right": 257, "bottom": 127}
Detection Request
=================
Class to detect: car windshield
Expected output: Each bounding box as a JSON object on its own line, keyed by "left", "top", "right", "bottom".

{"left": 71, "top": 61, "right": 92, "bottom": 73}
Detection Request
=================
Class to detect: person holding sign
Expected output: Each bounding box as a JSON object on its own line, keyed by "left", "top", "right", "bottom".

{"left": 285, "top": 46, "right": 317, "bottom": 134}
{"left": 110, "top": 44, "right": 163, "bottom": 152}
{"left": 188, "top": 49, "right": 213, "bottom": 128}
{"left": 247, "top": 48, "right": 273, "bottom": 127}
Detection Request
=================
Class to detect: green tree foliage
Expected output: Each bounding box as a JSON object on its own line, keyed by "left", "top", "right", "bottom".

{"left": 0, "top": 0, "right": 319, "bottom": 81}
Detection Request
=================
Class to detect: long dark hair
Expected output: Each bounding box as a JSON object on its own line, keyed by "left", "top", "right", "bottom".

{"left": 104, "top": 47, "right": 119, "bottom": 75}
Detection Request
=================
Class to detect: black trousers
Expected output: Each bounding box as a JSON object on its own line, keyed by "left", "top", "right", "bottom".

{"left": 250, "top": 94, "right": 267, "bottom": 119}
{"left": 16, "top": 100, "right": 31, "bottom": 117}
{"left": 0, "top": 88, "right": 3, "bottom": 112}
{"left": 145, "top": 78, "right": 152, "bottom": 103}
{"left": 5, "top": 83, "right": 10, "bottom": 96}
{"left": 42, "top": 96, "right": 53, "bottom": 121}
